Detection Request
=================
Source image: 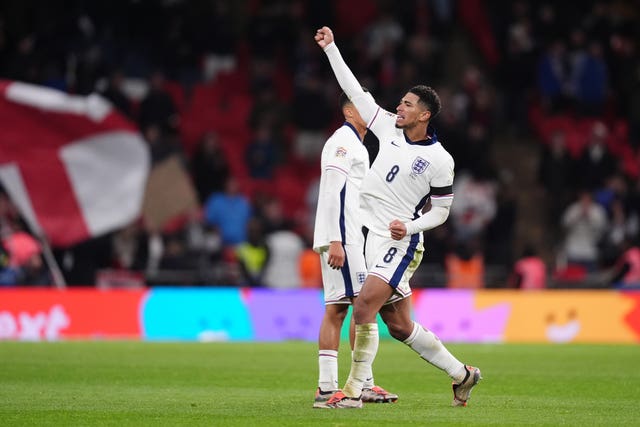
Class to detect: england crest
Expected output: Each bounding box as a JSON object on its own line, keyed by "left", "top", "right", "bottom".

{"left": 412, "top": 157, "right": 429, "bottom": 175}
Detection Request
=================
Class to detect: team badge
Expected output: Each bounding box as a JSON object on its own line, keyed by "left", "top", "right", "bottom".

{"left": 335, "top": 146, "right": 347, "bottom": 157}
{"left": 411, "top": 156, "right": 429, "bottom": 174}
{"left": 357, "top": 272, "right": 366, "bottom": 285}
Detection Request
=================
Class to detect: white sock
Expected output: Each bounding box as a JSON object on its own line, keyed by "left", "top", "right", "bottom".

{"left": 343, "top": 323, "right": 378, "bottom": 397}
{"left": 352, "top": 350, "right": 375, "bottom": 388}
{"left": 318, "top": 349, "right": 339, "bottom": 392}
{"left": 403, "top": 321, "right": 466, "bottom": 382}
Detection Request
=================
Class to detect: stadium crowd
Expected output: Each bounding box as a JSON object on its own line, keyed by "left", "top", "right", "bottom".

{"left": 0, "top": 0, "right": 638, "bottom": 289}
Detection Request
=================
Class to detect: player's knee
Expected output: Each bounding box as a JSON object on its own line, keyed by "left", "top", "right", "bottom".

{"left": 352, "top": 305, "right": 377, "bottom": 324}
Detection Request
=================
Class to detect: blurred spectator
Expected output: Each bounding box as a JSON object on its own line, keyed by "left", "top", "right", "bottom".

{"left": 158, "top": 230, "right": 193, "bottom": 271}
{"left": 536, "top": 39, "right": 570, "bottom": 113}
{"left": 594, "top": 173, "right": 628, "bottom": 216}
{"left": 509, "top": 244, "right": 547, "bottom": 290}
{"left": 235, "top": 217, "right": 269, "bottom": 287}
{"left": 248, "top": 85, "right": 289, "bottom": 134}
{"left": 3, "top": 34, "right": 39, "bottom": 83}
{"left": 573, "top": 40, "right": 609, "bottom": 117}
{"left": 599, "top": 197, "right": 630, "bottom": 266}
{"left": 190, "top": 131, "right": 230, "bottom": 203}
{"left": 245, "top": 123, "right": 280, "bottom": 180}
{"left": 0, "top": 190, "right": 22, "bottom": 236}
{"left": 246, "top": 0, "right": 299, "bottom": 59}
{"left": 100, "top": 69, "right": 133, "bottom": 118}
{"left": 184, "top": 213, "right": 223, "bottom": 267}
{"left": 299, "top": 244, "right": 322, "bottom": 288}
{"left": 574, "top": 122, "right": 617, "bottom": 191}
{"left": 608, "top": 237, "right": 640, "bottom": 289}
{"left": 262, "top": 225, "right": 305, "bottom": 289}
{"left": 537, "top": 129, "right": 577, "bottom": 232}
{"left": 450, "top": 170, "right": 497, "bottom": 243}
{"left": 501, "top": 6, "right": 537, "bottom": 134}
{"left": 422, "top": 222, "right": 453, "bottom": 268}
{"left": 203, "top": 177, "right": 252, "bottom": 248}
{"left": 560, "top": 190, "right": 608, "bottom": 273}
{"left": 433, "top": 88, "right": 466, "bottom": 172}
{"left": 138, "top": 70, "right": 179, "bottom": 133}
{"left": 197, "top": 1, "right": 238, "bottom": 82}
{"left": 58, "top": 235, "right": 113, "bottom": 286}
{"left": 364, "top": 9, "right": 404, "bottom": 60}
{"left": 0, "top": 231, "right": 50, "bottom": 286}
{"left": 291, "top": 73, "right": 332, "bottom": 162}
{"left": 111, "top": 221, "right": 149, "bottom": 272}
{"left": 254, "top": 196, "right": 294, "bottom": 235}
{"left": 608, "top": 32, "right": 638, "bottom": 120}
{"left": 460, "top": 121, "right": 494, "bottom": 178}
{"left": 445, "top": 240, "right": 484, "bottom": 289}
{"left": 533, "top": 3, "right": 563, "bottom": 49}
{"left": 143, "top": 123, "right": 185, "bottom": 164}
{"left": 484, "top": 171, "right": 518, "bottom": 269}
{"left": 0, "top": 240, "right": 17, "bottom": 286}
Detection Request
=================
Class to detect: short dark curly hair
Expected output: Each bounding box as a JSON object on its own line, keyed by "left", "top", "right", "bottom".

{"left": 409, "top": 85, "right": 441, "bottom": 119}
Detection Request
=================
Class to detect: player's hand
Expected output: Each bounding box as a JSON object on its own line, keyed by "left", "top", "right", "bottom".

{"left": 389, "top": 220, "right": 407, "bottom": 241}
{"left": 327, "top": 241, "right": 345, "bottom": 269}
{"left": 315, "top": 26, "right": 334, "bottom": 49}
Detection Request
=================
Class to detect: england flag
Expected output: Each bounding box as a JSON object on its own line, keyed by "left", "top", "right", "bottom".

{"left": 0, "top": 80, "right": 150, "bottom": 247}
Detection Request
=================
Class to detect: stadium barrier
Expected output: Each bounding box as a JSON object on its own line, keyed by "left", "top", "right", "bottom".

{"left": 1, "top": 288, "right": 638, "bottom": 343}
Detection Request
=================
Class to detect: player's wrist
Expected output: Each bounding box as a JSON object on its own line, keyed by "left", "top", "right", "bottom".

{"left": 323, "top": 41, "right": 336, "bottom": 52}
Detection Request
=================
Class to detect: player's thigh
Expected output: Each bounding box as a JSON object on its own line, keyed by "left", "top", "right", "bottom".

{"left": 365, "top": 232, "right": 423, "bottom": 300}
{"left": 320, "top": 246, "right": 367, "bottom": 304}
{"left": 353, "top": 275, "right": 394, "bottom": 324}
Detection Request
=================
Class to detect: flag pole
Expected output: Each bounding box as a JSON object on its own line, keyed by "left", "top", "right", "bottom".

{"left": 38, "top": 234, "right": 67, "bottom": 289}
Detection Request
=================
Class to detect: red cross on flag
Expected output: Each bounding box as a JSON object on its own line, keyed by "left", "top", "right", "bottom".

{"left": 0, "top": 80, "right": 150, "bottom": 248}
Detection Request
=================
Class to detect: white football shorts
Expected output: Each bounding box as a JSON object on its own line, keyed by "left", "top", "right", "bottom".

{"left": 364, "top": 230, "right": 424, "bottom": 304}
{"left": 319, "top": 244, "right": 367, "bottom": 305}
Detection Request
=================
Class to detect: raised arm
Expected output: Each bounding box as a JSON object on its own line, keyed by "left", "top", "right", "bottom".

{"left": 315, "top": 26, "right": 378, "bottom": 124}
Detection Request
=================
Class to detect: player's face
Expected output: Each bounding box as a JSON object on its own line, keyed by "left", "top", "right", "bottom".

{"left": 395, "top": 92, "right": 429, "bottom": 129}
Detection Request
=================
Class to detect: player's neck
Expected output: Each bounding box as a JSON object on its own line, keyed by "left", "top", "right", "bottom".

{"left": 403, "top": 123, "right": 429, "bottom": 142}
{"left": 347, "top": 119, "right": 367, "bottom": 141}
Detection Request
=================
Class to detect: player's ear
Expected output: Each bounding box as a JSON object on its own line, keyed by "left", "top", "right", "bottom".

{"left": 420, "top": 109, "right": 431, "bottom": 122}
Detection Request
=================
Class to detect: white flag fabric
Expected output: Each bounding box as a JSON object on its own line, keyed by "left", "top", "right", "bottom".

{"left": 0, "top": 80, "right": 150, "bottom": 247}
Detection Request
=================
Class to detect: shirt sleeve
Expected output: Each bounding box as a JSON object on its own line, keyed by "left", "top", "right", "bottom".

{"left": 405, "top": 205, "right": 450, "bottom": 235}
{"left": 429, "top": 156, "right": 455, "bottom": 208}
{"left": 320, "top": 168, "right": 348, "bottom": 243}
{"left": 324, "top": 140, "right": 352, "bottom": 176}
{"left": 323, "top": 42, "right": 379, "bottom": 125}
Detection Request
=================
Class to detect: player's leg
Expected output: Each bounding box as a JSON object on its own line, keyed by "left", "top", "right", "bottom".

{"left": 379, "top": 291, "right": 481, "bottom": 406}
{"left": 349, "top": 292, "right": 399, "bottom": 403}
{"left": 315, "top": 247, "right": 361, "bottom": 408}
{"left": 339, "top": 232, "right": 410, "bottom": 400}
{"left": 341, "top": 274, "right": 393, "bottom": 399}
{"left": 378, "top": 231, "right": 482, "bottom": 407}
{"left": 381, "top": 297, "right": 465, "bottom": 376}
{"left": 314, "top": 303, "right": 350, "bottom": 407}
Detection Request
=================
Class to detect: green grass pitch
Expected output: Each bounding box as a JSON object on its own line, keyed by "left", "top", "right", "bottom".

{"left": 1, "top": 341, "right": 638, "bottom": 426}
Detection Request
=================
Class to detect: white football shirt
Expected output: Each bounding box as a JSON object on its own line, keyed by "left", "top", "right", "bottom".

{"left": 360, "top": 112, "right": 455, "bottom": 238}
{"left": 324, "top": 42, "right": 455, "bottom": 240}
{"left": 313, "top": 122, "right": 370, "bottom": 252}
